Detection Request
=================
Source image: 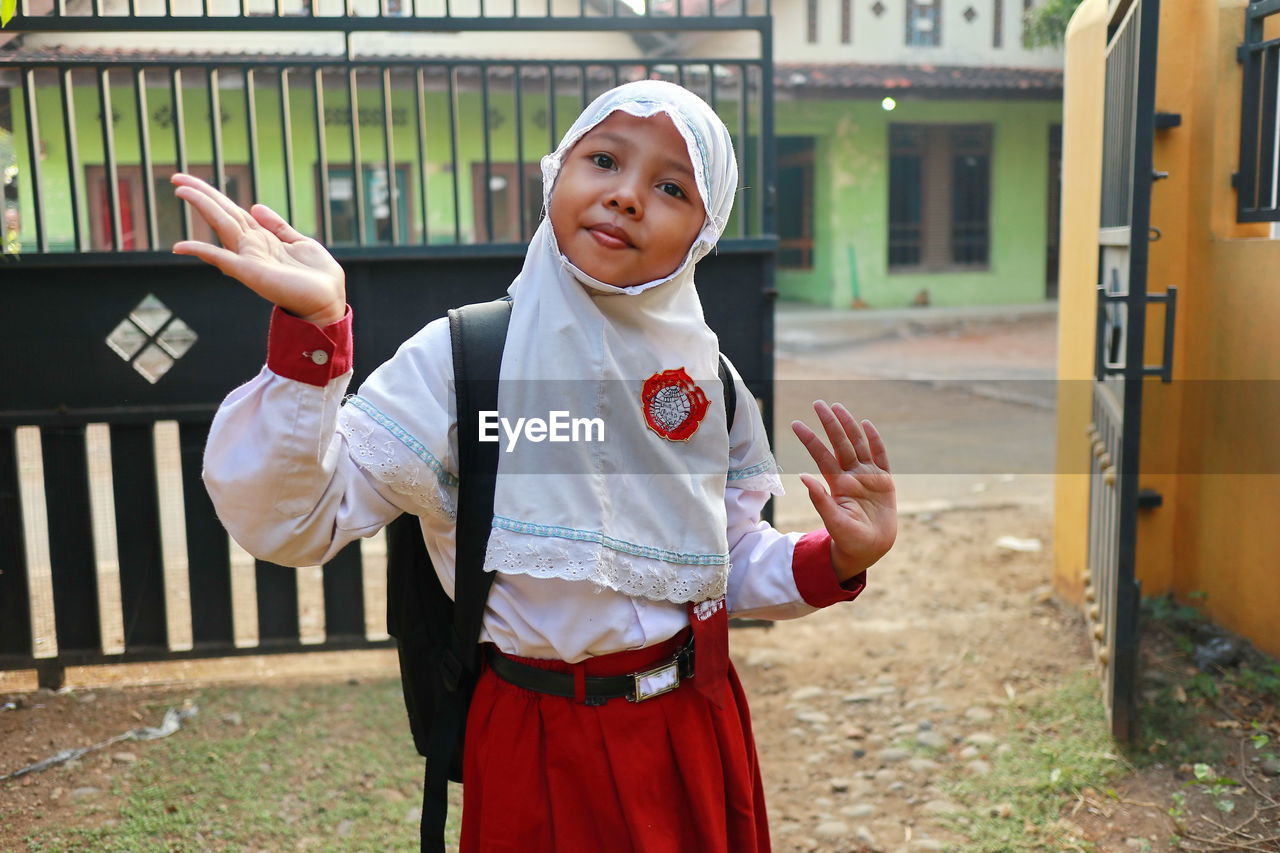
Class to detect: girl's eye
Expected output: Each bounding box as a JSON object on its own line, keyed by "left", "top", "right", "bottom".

{"left": 659, "top": 182, "right": 686, "bottom": 199}
{"left": 591, "top": 153, "right": 615, "bottom": 169}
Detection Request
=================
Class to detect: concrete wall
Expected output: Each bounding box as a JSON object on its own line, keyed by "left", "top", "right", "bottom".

{"left": 775, "top": 95, "right": 1061, "bottom": 308}
{"left": 694, "top": 0, "right": 1064, "bottom": 69}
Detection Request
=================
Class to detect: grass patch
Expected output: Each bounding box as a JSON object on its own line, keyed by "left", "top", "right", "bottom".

{"left": 942, "top": 669, "right": 1126, "bottom": 852}
{"left": 19, "top": 678, "right": 459, "bottom": 852}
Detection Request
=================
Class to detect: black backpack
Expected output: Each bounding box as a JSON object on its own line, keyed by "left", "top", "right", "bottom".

{"left": 383, "top": 298, "right": 738, "bottom": 852}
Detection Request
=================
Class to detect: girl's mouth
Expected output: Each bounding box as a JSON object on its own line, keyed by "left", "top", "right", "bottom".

{"left": 586, "top": 225, "right": 634, "bottom": 249}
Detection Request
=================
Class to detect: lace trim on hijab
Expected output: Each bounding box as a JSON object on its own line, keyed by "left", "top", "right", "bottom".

{"left": 337, "top": 400, "right": 457, "bottom": 522}
{"left": 484, "top": 521, "right": 729, "bottom": 604}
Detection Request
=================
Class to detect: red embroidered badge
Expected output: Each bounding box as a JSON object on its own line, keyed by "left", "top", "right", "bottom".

{"left": 641, "top": 367, "right": 711, "bottom": 442}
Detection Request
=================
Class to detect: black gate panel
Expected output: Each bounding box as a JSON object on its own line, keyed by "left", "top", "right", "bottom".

{"left": 1087, "top": 0, "right": 1175, "bottom": 742}
{"left": 0, "top": 4, "right": 776, "bottom": 684}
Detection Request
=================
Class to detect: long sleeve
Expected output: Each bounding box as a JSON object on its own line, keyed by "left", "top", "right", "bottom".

{"left": 202, "top": 306, "right": 423, "bottom": 568}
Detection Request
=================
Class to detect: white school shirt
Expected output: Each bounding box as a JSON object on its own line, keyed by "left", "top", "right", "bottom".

{"left": 202, "top": 307, "right": 860, "bottom": 663}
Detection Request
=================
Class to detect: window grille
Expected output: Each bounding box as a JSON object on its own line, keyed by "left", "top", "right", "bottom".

{"left": 888, "top": 124, "right": 992, "bottom": 270}
{"left": 906, "top": 0, "right": 942, "bottom": 47}
{"left": 1237, "top": 0, "right": 1280, "bottom": 222}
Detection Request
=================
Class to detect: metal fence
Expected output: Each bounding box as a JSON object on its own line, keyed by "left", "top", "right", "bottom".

{"left": 1237, "top": 0, "right": 1280, "bottom": 223}
{"left": 0, "top": 5, "right": 778, "bottom": 687}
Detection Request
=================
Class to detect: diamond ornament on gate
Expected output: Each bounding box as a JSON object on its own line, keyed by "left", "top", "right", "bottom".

{"left": 106, "top": 294, "right": 198, "bottom": 384}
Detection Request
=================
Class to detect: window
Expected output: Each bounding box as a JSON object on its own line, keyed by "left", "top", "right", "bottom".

{"left": 777, "top": 137, "right": 816, "bottom": 270}
{"left": 888, "top": 124, "right": 992, "bottom": 271}
{"left": 906, "top": 0, "right": 941, "bottom": 47}
{"left": 807, "top": 0, "right": 819, "bottom": 43}
{"left": 86, "top": 164, "right": 251, "bottom": 251}
{"left": 1237, "top": 0, "right": 1280, "bottom": 222}
{"left": 321, "top": 164, "right": 413, "bottom": 245}
{"left": 842, "top": 0, "right": 853, "bottom": 44}
{"left": 993, "top": 0, "right": 1004, "bottom": 47}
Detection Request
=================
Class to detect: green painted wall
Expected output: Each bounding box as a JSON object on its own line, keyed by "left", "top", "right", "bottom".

{"left": 776, "top": 97, "right": 1063, "bottom": 308}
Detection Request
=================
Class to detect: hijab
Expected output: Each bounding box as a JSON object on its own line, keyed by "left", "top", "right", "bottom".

{"left": 483, "top": 80, "right": 778, "bottom": 604}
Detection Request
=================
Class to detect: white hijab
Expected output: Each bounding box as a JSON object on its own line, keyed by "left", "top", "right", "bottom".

{"left": 481, "top": 80, "right": 778, "bottom": 604}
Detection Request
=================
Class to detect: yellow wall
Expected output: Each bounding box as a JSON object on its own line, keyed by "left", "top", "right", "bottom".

{"left": 1052, "top": 0, "right": 1108, "bottom": 605}
{"left": 1057, "top": 0, "right": 1280, "bottom": 657}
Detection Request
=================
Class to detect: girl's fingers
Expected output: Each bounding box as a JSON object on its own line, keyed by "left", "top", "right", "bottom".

{"left": 174, "top": 185, "right": 245, "bottom": 249}
{"left": 791, "top": 419, "right": 843, "bottom": 480}
{"left": 862, "top": 419, "right": 891, "bottom": 473}
{"left": 813, "top": 400, "right": 858, "bottom": 470}
{"left": 829, "top": 402, "right": 872, "bottom": 466}
{"left": 171, "top": 173, "right": 255, "bottom": 230}
{"left": 250, "top": 203, "right": 307, "bottom": 244}
{"left": 799, "top": 473, "right": 842, "bottom": 530}
{"left": 172, "top": 240, "right": 254, "bottom": 285}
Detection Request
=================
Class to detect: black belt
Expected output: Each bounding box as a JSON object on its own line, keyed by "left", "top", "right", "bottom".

{"left": 486, "top": 636, "right": 695, "bottom": 706}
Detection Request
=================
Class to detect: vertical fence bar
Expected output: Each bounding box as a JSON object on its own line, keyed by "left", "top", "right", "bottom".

{"left": 42, "top": 425, "right": 101, "bottom": 654}
{"left": 447, "top": 64, "right": 461, "bottom": 242}
{"left": 109, "top": 424, "right": 168, "bottom": 651}
{"left": 98, "top": 68, "right": 123, "bottom": 251}
{"left": 20, "top": 70, "right": 48, "bottom": 253}
{"left": 415, "top": 67, "right": 430, "bottom": 245}
{"left": 179, "top": 422, "right": 234, "bottom": 648}
{"left": 280, "top": 68, "right": 298, "bottom": 225}
{"left": 515, "top": 64, "right": 527, "bottom": 241}
{"left": 315, "top": 68, "right": 333, "bottom": 245}
{"left": 209, "top": 69, "right": 226, "bottom": 192}
{"left": 321, "top": 544, "right": 365, "bottom": 640}
{"left": 349, "top": 67, "right": 366, "bottom": 245}
{"left": 170, "top": 67, "right": 191, "bottom": 241}
{"left": 547, "top": 63, "right": 557, "bottom": 156}
{"left": 245, "top": 68, "right": 262, "bottom": 204}
{"left": 0, "top": 427, "right": 33, "bottom": 662}
{"left": 134, "top": 68, "right": 159, "bottom": 251}
{"left": 255, "top": 560, "right": 301, "bottom": 644}
{"left": 153, "top": 420, "right": 193, "bottom": 652}
{"left": 738, "top": 62, "right": 748, "bottom": 237}
{"left": 14, "top": 427, "right": 58, "bottom": 667}
{"left": 381, "top": 66, "right": 399, "bottom": 244}
{"left": 481, "top": 64, "right": 494, "bottom": 242}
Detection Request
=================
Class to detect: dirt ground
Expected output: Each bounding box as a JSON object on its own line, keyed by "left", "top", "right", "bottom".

{"left": 5, "top": 315, "right": 1278, "bottom": 851}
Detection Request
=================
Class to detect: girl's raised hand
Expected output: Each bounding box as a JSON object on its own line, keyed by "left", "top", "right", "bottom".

{"left": 170, "top": 173, "right": 346, "bottom": 326}
{"left": 791, "top": 401, "right": 897, "bottom": 582}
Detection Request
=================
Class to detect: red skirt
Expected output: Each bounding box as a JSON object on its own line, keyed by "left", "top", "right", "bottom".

{"left": 460, "top": 631, "right": 771, "bottom": 852}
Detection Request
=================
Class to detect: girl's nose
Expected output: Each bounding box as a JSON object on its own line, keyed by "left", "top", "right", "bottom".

{"left": 606, "top": 182, "right": 642, "bottom": 217}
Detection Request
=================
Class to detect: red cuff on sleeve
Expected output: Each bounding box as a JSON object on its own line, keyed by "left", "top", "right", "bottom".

{"left": 266, "top": 304, "right": 353, "bottom": 387}
{"left": 793, "top": 529, "right": 867, "bottom": 608}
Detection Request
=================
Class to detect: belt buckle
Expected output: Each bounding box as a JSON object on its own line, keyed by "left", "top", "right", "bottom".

{"left": 630, "top": 659, "right": 681, "bottom": 702}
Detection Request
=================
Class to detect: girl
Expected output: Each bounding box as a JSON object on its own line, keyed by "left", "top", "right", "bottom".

{"left": 181, "top": 81, "right": 897, "bottom": 851}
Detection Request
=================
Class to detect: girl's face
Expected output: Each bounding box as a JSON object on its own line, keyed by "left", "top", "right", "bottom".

{"left": 549, "top": 111, "right": 707, "bottom": 288}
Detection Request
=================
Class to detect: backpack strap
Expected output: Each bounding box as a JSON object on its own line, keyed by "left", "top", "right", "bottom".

{"left": 718, "top": 354, "right": 737, "bottom": 433}
{"left": 420, "top": 297, "right": 512, "bottom": 853}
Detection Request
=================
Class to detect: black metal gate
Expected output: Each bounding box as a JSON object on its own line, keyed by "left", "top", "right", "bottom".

{"left": 0, "top": 3, "right": 777, "bottom": 686}
{"left": 1086, "top": 0, "right": 1175, "bottom": 741}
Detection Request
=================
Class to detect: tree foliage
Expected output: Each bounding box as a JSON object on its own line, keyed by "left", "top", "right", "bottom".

{"left": 1022, "top": 0, "right": 1085, "bottom": 48}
